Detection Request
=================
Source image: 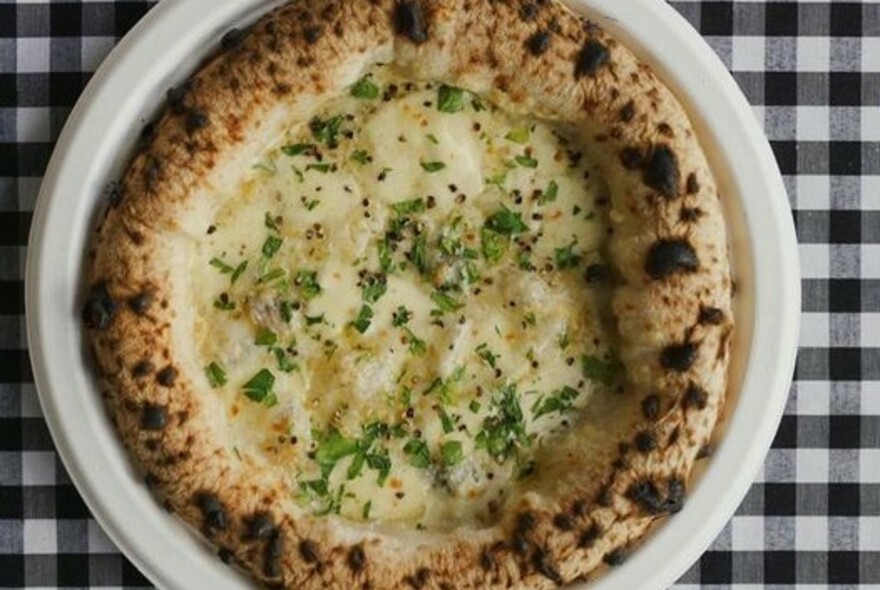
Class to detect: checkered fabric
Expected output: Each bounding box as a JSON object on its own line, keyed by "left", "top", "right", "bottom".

{"left": 0, "top": 0, "right": 877, "bottom": 588}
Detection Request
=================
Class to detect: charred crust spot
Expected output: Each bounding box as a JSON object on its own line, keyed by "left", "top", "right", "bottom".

{"left": 128, "top": 292, "right": 152, "bottom": 315}
{"left": 156, "top": 365, "right": 178, "bottom": 387}
{"left": 348, "top": 545, "right": 366, "bottom": 572}
{"left": 105, "top": 181, "right": 123, "bottom": 207}
{"left": 480, "top": 549, "right": 495, "bottom": 571}
{"left": 668, "top": 425, "right": 680, "bottom": 445}
{"left": 698, "top": 306, "right": 725, "bottom": 325}
{"left": 131, "top": 359, "right": 152, "bottom": 377}
{"left": 395, "top": 1, "right": 429, "bottom": 45}
{"left": 634, "top": 430, "right": 657, "bottom": 453}
{"left": 575, "top": 39, "right": 610, "bottom": 78}
{"left": 627, "top": 479, "right": 685, "bottom": 515}
{"left": 657, "top": 122, "right": 674, "bottom": 137}
{"left": 264, "top": 531, "right": 283, "bottom": 578}
{"left": 519, "top": 3, "right": 538, "bottom": 21}
{"left": 407, "top": 568, "right": 431, "bottom": 589}
{"left": 571, "top": 499, "right": 587, "bottom": 517}
{"left": 683, "top": 383, "right": 708, "bottom": 410}
{"left": 166, "top": 81, "right": 192, "bottom": 113}
{"left": 185, "top": 109, "right": 209, "bottom": 133}
{"left": 578, "top": 523, "right": 599, "bottom": 548}
{"left": 686, "top": 172, "right": 700, "bottom": 195}
{"left": 553, "top": 513, "right": 575, "bottom": 531}
{"left": 516, "top": 512, "right": 537, "bottom": 534}
{"left": 661, "top": 342, "right": 698, "bottom": 372}
{"left": 641, "top": 394, "right": 661, "bottom": 420}
{"left": 645, "top": 239, "right": 699, "bottom": 280}
{"left": 140, "top": 404, "right": 167, "bottom": 430}
{"left": 697, "top": 444, "right": 713, "bottom": 459}
{"left": 526, "top": 31, "right": 552, "bottom": 56}
{"left": 81, "top": 282, "right": 117, "bottom": 330}
{"left": 196, "top": 492, "right": 228, "bottom": 532}
{"left": 603, "top": 548, "right": 627, "bottom": 566}
{"left": 303, "top": 25, "right": 323, "bottom": 44}
{"left": 533, "top": 548, "right": 563, "bottom": 585}
{"left": 679, "top": 206, "right": 703, "bottom": 223}
{"left": 643, "top": 144, "right": 680, "bottom": 198}
{"left": 218, "top": 547, "right": 234, "bottom": 564}
{"left": 585, "top": 263, "right": 609, "bottom": 284}
{"left": 299, "top": 539, "right": 319, "bottom": 563}
{"left": 144, "top": 157, "right": 161, "bottom": 190}
{"left": 245, "top": 512, "right": 276, "bottom": 540}
{"left": 619, "top": 100, "right": 635, "bottom": 122}
{"left": 619, "top": 147, "right": 642, "bottom": 170}
{"left": 220, "top": 27, "right": 245, "bottom": 50}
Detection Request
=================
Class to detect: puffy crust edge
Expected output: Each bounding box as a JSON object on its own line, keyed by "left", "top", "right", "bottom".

{"left": 83, "top": 0, "right": 733, "bottom": 588}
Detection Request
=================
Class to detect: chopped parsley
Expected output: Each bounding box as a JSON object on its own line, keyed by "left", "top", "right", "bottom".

{"left": 361, "top": 273, "right": 387, "bottom": 304}
{"left": 204, "top": 362, "right": 227, "bottom": 388}
{"left": 403, "top": 439, "right": 431, "bottom": 468}
{"left": 403, "top": 327, "right": 427, "bottom": 357}
{"left": 281, "top": 143, "right": 316, "bottom": 157}
{"left": 362, "top": 500, "right": 372, "bottom": 519}
{"left": 315, "top": 428, "right": 359, "bottom": 478}
{"left": 505, "top": 127, "right": 530, "bottom": 144}
{"left": 304, "top": 313, "right": 325, "bottom": 326}
{"left": 392, "top": 198, "right": 426, "bottom": 216}
{"left": 438, "top": 408, "right": 455, "bottom": 434}
{"left": 261, "top": 235, "right": 283, "bottom": 259}
{"left": 514, "top": 155, "right": 539, "bottom": 169}
{"left": 475, "top": 343, "right": 498, "bottom": 368}
{"left": 532, "top": 386, "right": 580, "bottom": 419}
{"left": 210, "top": 257, "right": 235, "bottom": 273}
{"left": 351, "top": 149, "right": 371, "bottom": 165}
{"left": 213, "top": 294, "right": 236, "bottom": 311}
{"left": 485, "top": 206, "right": 528, "bottom": 235}
{"left": 350, "top": 75, "right": 380, "bottom": 99}
{"left": 309, "top": 115, "right": 343, "bottom": 147}
{"left": 302, "top": 197, "right": 320, "bottom": 211}
{"left": 481, "top": 228, "right": 507, "bottom": 263}
{"left": 539, "top": 179, "right": 559, "bottom": 205}
{"left": 294, "top": 270, "right": 322, "bottom": 299}
{"left": 437, "top": 84, "right": 465, "bottom": 113}
{"left": 557, "top": 329, "right": 571, "bottom": 350}
{"left": 582, "top": 353, "right": 623, "bottom": 387}
{"left": 440, "top": 440, "right": 464, "bottom": 467}
{"left": 408, "top": 234, "right": 428, "bottom": 275}
{"left": 420, "top": 161, "right": 446, "bottom": 173}
{"left": 431, "top": 290, "right": 463, "bottom": 313}
{"left": 392, "top": 306, "right": 412, "bottom": 327}
{"left": 306, "top": 163, "right": 333, "bottom": 174}
{"left": 254, "top": 327, "right": 277, "bottom": 346}
{"left": 426, "top": 133, "right": 439, "bottom": 145}
{"left": 350, "top": 305, "right": 374, "bottom": 334}
{"left": 475, "top": 384, "right": 529, "bottom": 463}
{"left": 242, "top": 369, "right": 276, "bottom": 405}
{"left": 273, "top": 347, "right": 298, "bottom": 373}
{"left": 378, "top": 238, "right": 394, "bottom": 273}
{"left": 554, "top": 241, "right": 583, "bottom": 270}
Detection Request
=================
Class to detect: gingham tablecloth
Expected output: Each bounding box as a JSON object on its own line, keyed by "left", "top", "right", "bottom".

{"left": 0, "top": 1, "right": 877, "bottom": 588}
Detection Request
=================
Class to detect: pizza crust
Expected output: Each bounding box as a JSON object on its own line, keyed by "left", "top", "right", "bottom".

{"left": 82, "top": 0, "right": 733, "bottom": 587}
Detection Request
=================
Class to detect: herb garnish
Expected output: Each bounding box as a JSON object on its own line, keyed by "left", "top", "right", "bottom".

{"left": 351, "top": 150, "right": 371, "bottom": 165}
{"left": 281, "top": 143, "right": 316, "bottom": 157}
{"left": 475, "top": 384, "right": 529, "bottom": 463}
{"left": 437, "top": 84, "right": 465, "bottom": 113}
{"left": 430, "top": 291, "right": 463, "bottom": 313}
{"left": 476, "top": 343, "right": 498, "bottom": 368}
{"left": 351, "top": 75, "right": 380, "bottom": 99}
{"left": 539, "top": 180, "right": 559, "bottom": 205}
{"left": 242, "top": 369, "right": 276, "bottom": 406}
{"left": 403, "top": 439, "right": 431, "bottom": 468}
{"left": 485, "top": 206, "right": 528, "bottom": 235}
{"left": 261, "top": 235, "right": 283, "bottom": 259}
{"left": 205, "top": 362, "right": 227, "bottom": 388}
{"left": 309, "top": 115, "right": 344, "bottom": 147}
{"left": 554, "top": 240, "right": 583, "bottom": 270}
{"left": 294, "top": 270, "right": 322, "bottom": 300}
{"left": 392, "top": 198, "right": 426, "bottom": 216}
{"left": 254, "top": 327, "right": 277, "bottom": 346}
{"left": 350, "top": 305, "right": 374, "bottom": 334}
{"left": 532, "top": 386, "right": 580, "bottom": 419}
{"left": 581, "top": 353, "right": 623, "bottom": 387}
{"left": 514, "top": 155, "right": 539, "bottom": 169}
{"left": 505, "top": 127, "right": 530, "bottom": 144}
{"left": 420, "top": 161, "right": 446, "bottom": 173}
{"left": 440, "top": 440, "right": 464, "bottom": 467}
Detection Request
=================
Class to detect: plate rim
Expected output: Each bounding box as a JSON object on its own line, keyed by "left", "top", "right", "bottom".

{"left": 25, "top": 1, "right": 800, "bottom": 589}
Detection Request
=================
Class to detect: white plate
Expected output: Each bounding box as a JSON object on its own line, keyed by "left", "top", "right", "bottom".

{"left": 25, "top": 1, "right": 800, "bottom": 589}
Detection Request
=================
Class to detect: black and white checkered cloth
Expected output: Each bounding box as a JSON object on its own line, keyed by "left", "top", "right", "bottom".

{"left": 0, "top": 1, "right": 877, "bottom": 588}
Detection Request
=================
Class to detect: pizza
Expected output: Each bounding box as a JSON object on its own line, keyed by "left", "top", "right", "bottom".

{"left": 80, "top": 0, "right": 733, "bottom": 587}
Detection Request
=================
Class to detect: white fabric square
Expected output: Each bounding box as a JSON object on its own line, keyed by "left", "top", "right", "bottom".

{"left": 796, "top": 448, "right": 829, "bottom": 483}
{"left": 864, "top": 37, "right": 880, "bottom": 73}
{"left": 863, "top": 107, "right": 880, "bottom": 142}
{"left": 796, "top": 175, "right": 831, "bottom": 210}
{"left": 23, "top": 520, "right": 57, "bottom": 554}
{"left": 21, "top": 451, "right": 55, "bottom": 486}
{"left": 16, "top": 107, "right": 51, "bottom": 144}
{"left": 81, "top": 37, "right": 117, "bottom": 73}
{"left": 796, "top": 106, "right": 829, "bottom": 141}
{"left": 19, "top": 385, "right": 45, "bottom": 419}
{"left": 16, "top": 38, "right": 50, "bottom": 73}
{"left": 864, "top": 382, "right": 880, "bottom": 415}
{"left": 731, "top": 516, "right": 765, "bottom": 551}
{"left": 796, "top": 382, "right": 830, "bottom": 415}
{"left": 861, "top": 449, "right": 880, "bottom": 483}
{"left": 863, "top": 245, "right": 880, "bottom": 279}
{"left": 862, "top": 176, "right": 880, "bottom": 211}
{"left": 863, "top": 314, "right": 880, "bottom": 347}
{"left": 861, "top": 517, "right": 880, "bottom": 550}
{"left": 799, "top": 312, "right": 829, "bottom": 347}
{"left": 799, "top": 244, "right": 829, "bottom": 279}
{"left": 796, "top": 36, "right": 830, "bottom": 72}
{"left": 732, "top": 35, "right": 766, "bottom": 71}
{"left": 795, "top": 517, "right": 829, "bottom": 551}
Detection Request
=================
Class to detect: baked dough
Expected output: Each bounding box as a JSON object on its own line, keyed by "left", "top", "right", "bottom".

{"left": 81, "top": 0, "right": 733, "bottom": 587}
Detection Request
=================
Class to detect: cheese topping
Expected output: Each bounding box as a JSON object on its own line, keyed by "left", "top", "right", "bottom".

{"left": 193, "top": 66, "right": 617, "bottom": 531}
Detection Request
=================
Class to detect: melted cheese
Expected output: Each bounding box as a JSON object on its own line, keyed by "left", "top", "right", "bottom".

{"left": 192, "top": 66, "right": 615, "bottom": 531}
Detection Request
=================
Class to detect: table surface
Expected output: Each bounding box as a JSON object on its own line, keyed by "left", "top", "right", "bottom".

{"left": 1, "top": 0, "right": 878, "bottom": 588}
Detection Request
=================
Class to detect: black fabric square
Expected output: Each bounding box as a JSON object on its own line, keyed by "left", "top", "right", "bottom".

{"left": 50, "top": 3, "right": 82, "bottom": 37}
{"left": 772, "top": 414, "right": 797, "bottom": 448}
{"left": 115, "top": 2, "right": 154, "bottom": 38}
{"left": 0, "top": 555, "right": 25, "bottom": 587}
{"left": 22, "top": 418, "right": 55, "bottom": 451}
{"left": 765, "top": 3, "right": 799, "bottom": 36}
{"left": 829, "top": 347, "right": 861, "bottom": 381}
{"left": 55, "top": 485, "right": 92, "bottom": 519}
{"left": 0, "top": 74, "right": 15, "bottom": 107}
{"left": 828, "top": 483, "right": 861, "bottom": 516}
{"left": 828, "top": 551, "right": 860, "bottom": 583}
{"left": 700, "top": 2, "right": 733, "bottom": 36}
{"left": 764, "top": 551, "right": 797, "bottom": 584}
{"left": 829, "top": 279, "right": 861, "bottom": 312}
{"left": 0, "top": 418, "right": 22, "bottom": 451}
{"left": 0, "top": 487, "right": 23, "bottom": 518}
{"left": 0, "top": 212, "right": 32, "bottom": 247}
{"left": 57, "top": 554, "right": 91, "bottom": 585}
{"left": 122, "top": 558, "right": 152, "bottom": 585}
{"left": 765, "top": 72, "right": 798, "bottom": 105}
{"left": 0, "top": 282, "right": 24, "bottom": 315}
{"left": 830, "top": 141, "right": 862, "bottom": 175}
{"left": 771, "top": 140, "right": 797, "bottom": 174}
{"left": 829, "top": 415, "right": 862, "bottom": 449}
{"left": 764, "top": 483, "right": 797, "bottom": 516}
{"left": 830, "top": 3, "right": 863, "bottom": 37}
{"left": 49, "top": 72, "right": 90, "bottom": 108}
{"left": 830, "top": 72, "right": 862, "bottom": 106}
{"left": 699, "top": 551, "right": 732, "bottom": 584}
{"left": 829, "top": 210, "right": 862, "bottom": 244}
{"left": 0, "top": 349, "right": 32, "bottom": 383}
{"left": 0, "top": 5, "right": 16, "bottom": 38}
